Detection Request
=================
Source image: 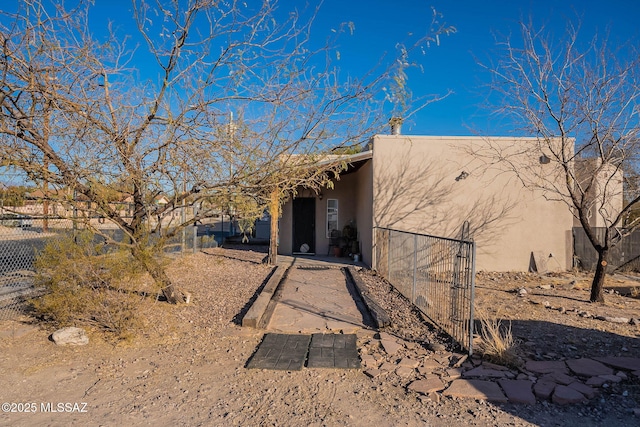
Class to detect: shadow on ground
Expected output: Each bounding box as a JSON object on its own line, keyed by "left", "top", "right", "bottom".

{"left": 472, "top": 319, "right": 640, "bottom": 426}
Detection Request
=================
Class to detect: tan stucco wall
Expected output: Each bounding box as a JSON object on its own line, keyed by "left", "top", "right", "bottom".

{"left": 355, "top": 160, "right": 373, "bottom": 266}
{"left": 371, "top": 135, "right": 574, "bottom": 272}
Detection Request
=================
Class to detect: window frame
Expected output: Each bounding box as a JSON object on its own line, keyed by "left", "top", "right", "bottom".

{"left": 326, "top": 198, "right": 338, "bottom": 238}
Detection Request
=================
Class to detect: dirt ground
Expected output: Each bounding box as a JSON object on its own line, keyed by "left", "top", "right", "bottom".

{"left": 1, "top": 247, "right": 640, "bottom": 426}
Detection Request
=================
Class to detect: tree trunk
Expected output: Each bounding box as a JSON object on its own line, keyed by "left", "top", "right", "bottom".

{"left": 268, "top": 187, "right": 280, "bottom": 265}
{"left": 133, "top": 247, "right": 181, "bottom": 304}
{"left": 590, "top": 248, "right": 608, "bottom": 303}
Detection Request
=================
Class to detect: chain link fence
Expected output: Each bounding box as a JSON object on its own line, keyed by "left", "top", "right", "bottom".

{"left": 0, "top": 214, "right": 220, "bottom": 321}
{"left": 374, "top": 227, "right": 476, "bottom": 354}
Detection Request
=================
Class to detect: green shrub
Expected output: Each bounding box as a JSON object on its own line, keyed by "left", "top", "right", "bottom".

{"left": 31, "top": 231, "right": 152, "bottom": 339}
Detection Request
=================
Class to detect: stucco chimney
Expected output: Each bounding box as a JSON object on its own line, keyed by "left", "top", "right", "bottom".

{"left": 389, "top": 117, "right": 403, "bottom": 135}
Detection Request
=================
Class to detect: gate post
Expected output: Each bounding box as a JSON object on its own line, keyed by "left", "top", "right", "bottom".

{"left": 387, "top": 229, "right": 392, "bottom": 281}
{"left": 412, "top": 234, "right": 417, "bottom": 304}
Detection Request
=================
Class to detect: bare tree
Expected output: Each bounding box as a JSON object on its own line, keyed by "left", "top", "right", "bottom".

{"left": 0, "top": 1, "right": 455, "bottom": 299}
{"left": 480, "top": 20, "right": 640, "bottom": 302}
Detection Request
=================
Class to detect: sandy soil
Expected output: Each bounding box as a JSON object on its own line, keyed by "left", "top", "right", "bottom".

{"left": 1, "top": 248, "right": 640, "bottom": 426}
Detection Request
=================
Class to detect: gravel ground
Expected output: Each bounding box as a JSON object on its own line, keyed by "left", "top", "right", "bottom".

{"left": 1, "top": 248, "right": 639, "bottom": 426}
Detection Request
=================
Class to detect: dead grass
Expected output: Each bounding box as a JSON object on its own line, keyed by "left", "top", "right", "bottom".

{"left": 475, "top": 310, "right": 522, "bottom": 368}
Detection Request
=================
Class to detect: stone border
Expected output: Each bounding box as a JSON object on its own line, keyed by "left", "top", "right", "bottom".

{"left": 345, "top": 266, "right": 391, "bottom": 329}
{"left": 241, "top": 259, "right": 293, "bottom": 328}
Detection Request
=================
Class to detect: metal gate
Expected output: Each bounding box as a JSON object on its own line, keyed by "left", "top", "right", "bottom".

{"left": 374, "top": 226, "right": 476, "bottom": 354}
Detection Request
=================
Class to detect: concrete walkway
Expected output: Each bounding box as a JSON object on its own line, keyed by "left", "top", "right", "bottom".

{"left": 265, "top": 256, "right": 370, "bottom": 334}
{"left": 245, "top": 255, "right": 640, "bottom": 411}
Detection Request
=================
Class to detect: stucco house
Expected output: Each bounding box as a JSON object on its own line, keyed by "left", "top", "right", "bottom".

{"left": 278, "top": 133, "right": 619, "bottom": 272}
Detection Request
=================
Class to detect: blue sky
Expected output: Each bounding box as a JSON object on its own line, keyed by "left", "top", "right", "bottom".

{"left": 36, "top": 0, "right": 640, "bottom": 137}
{"left": 308, "top": 0, "right": 640, "bottom": 136}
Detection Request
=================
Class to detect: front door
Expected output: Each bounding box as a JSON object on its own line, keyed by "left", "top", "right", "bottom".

{"left": 292, "top": 198, "right": 315, "bottom": 254}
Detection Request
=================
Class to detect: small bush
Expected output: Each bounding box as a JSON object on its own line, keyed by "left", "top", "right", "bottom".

{"left": 31, "top": 231, "right": 152, "bottom": 339}
{"left": 475, "top": 311, "right": 522, "bottom": 368}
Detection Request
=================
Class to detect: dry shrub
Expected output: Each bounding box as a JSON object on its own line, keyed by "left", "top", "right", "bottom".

{"left": 31, "top": 231, "right": 153, "bottom": 339}
{"left": 475, "top": 311, "right": 522, "bottom": 368}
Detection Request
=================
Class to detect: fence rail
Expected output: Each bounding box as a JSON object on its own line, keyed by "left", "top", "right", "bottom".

{"left": 573, "top": 227, "right": 640, "bottom": 272}
{"left": 374, "top": 227, "right": 476, "bottom": 354}
{"left": 0, "top": 217, "right": 218, "bottom": 320}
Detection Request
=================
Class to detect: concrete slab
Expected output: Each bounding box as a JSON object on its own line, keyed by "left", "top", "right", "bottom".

{"left": 267, "top": 261, "right": 367, "bottom": 334}
{"left": 246, "top": 333, "right": 311, "bottom": 370}
{"left": 242, "top": 264, "right": 286, "bottom": 328}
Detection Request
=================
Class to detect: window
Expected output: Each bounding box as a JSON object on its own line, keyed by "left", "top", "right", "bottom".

{"left": 326, "top": 199, "right": 338, "bottom": 238}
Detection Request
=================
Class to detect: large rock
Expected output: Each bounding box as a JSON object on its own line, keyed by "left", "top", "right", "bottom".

{"left": 51, "top": 327, "right": 89, "bottom": 346}
{"left": 552, "top": 385, "right": 586, "bottom": 405}
{"left": 408, "top": 378, "right": 446, "bottom": 394}
{"left": 498, "top": 379, "right": 536, "bottom": 404}
{"left": 566, "top": 358, "right": 614, "bottom": 377}
{"left": 443, "top": 379, "right": 508, "bottom": 402}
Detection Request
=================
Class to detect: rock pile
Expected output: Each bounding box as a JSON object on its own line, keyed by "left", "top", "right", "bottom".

{"left": 357, "top": 330, "right": 640, "bottom": 408}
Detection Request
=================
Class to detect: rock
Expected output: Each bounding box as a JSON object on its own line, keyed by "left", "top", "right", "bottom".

{"left": 525, "top": 360, "right": 567, "bottom": 374}
{"left": 408, "top": 378, "right": 446, "bottom": 394}
{"left": 533, "top": 378, "right": 556, "bottom": 400}
{"left": 364, "top": 369, "right": 385, "bottom": 378}
{"left": 419, "top": 359, "right": 442, "bottom": 372}
{"left": 518, "top": 288, "right": 528, "bottom": 297}
{"left": 451, "top": 354, "right": 468, "bottom": 368}
{"left": 498, "top": 379, "right": 536, "bottom": 404}
{"left": 395, "top": 367, "right": 414, "bottom": 377}
{"left": 445, "top": 368, "right": 463, "bottom": 380}
{"left": 566, "top": 358, "right": 614, "bottom": 377}
{"left": 585, "top": 376, "right": 607, "bottom": 387}
{"left": 397, "top": 357, "right": 420, "bottom": 368}
{"left": 360, "top": 354, "right": 377, "bottom": 368}
{"left": 443, "top": 379, "right": 508, "bottom": 402}
{"left": 597, "top": 374, "right": 623, "bottom": 383}
{"left": 51, "top": 327, "right": 89, "bottom": 346}
{"left": 630, "top": 318, "right": 640, "bottom": 326}
{"left": 568, "top": 381, "right": 597, "bottom": 399}
{"left": 462, "top": 366, "right": 509, "bottom": 379}
{"left": 379, "top": 333, "right": 403, "bottom": 356}
{"left": 541, "top": 371, "right": 575, "bottom": 386}
{"left": 600, "top": 316, "right": 630, "bottom": 324}
{"left": 552, "top": 385, "right": 586, "bottom": 405}
{"left": 594, "top": 356, "right": 640, "bottom": 371}
{"left": 427, "top": 342, "right": 446, "bottom": 352}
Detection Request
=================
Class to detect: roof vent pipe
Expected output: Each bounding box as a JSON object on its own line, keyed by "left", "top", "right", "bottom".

{"left": 389, "top": 117, "right": 403, "bottom": 135}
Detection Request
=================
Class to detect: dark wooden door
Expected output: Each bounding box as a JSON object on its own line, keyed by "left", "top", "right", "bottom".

{"left": 292, "top": 198, "right": 315, "bottom": 254}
